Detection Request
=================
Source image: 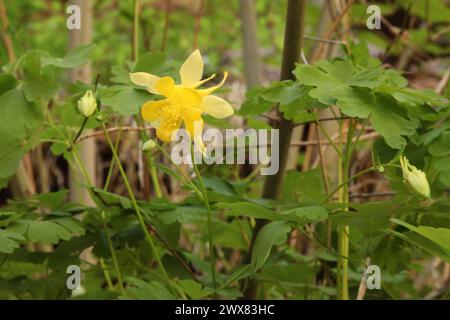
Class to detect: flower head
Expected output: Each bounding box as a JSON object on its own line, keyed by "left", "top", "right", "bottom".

{"left": 129, "top": 50, "right": 233, "bottom": 150}
{"left": 77, "top": 90, "right": 97, "bottom": 117}
{"left": 400, "top": 156, "right": 431, "bottom": 198}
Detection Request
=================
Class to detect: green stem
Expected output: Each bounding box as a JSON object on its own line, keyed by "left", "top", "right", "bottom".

{"left": 103, "top": 123, "right": 123, "bottom": 191}
{"left": 133, "top": 0, "right": 140, "bottom": 61}
{"left": 101, "top": 210, "right": 125, "bottom": 295}
{"left": 337, "top": 120, "right": 356, "bottom": 300}
{"left": 191, "top": 145, "right": 217, "bottom": 289}
{"left": 71, "top": 145, "right": 125, "bottom": 292}
{"left": 101, "top": 123, "right": 175, "bottom": 295}
{"left": 72, "top": 117, "right": 89, "bottom": 145}
{"left": 154, "top": 141, "right": 203, "bottom": 197}
{"left": 132, "top": 0, "right": 163, "bottom": 198}
{"left": 99, "top": 258, "right": 114, "bottom": 290}
{"left": 322, "top": 167, "right": 375, "bottom": 205}
{"left": 134, "top": 116, "right": 163, "bottom": 198}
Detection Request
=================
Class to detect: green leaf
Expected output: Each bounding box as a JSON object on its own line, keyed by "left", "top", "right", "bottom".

{"left": 133, "top": 52, "right": 170, "bottom": 75}
{"left": 177, "top": 280, "right": 213, "bottom": 299}
{"left": 100, "top": 85, "right": 153, "bottom": 116}
{"left": 281, "top": 169, "right": 325, "bottom": 204}
{"left": 39, "top": 44, "right": 94, "bottom": 69}
{"left": 21, "top": 51, "right": 59, "bottom": 101}
{"left": 9, "top": 218, "right": 84, "bottom": 245}
{"left": 0, "top": 89, "right": 44, "bottom": 178}
{"left": 336, "top": 89, "right": 417, "bottom": 149}
{"left": 251, "top": 221, "right": 291, "bottom": 272}
{"left": 391, "top": 218, "right": 450, "bottom": 252}
{"left": 0, "top": 74, "right": 17, "bottom": 95}
{"left": 280, "top": 206, "right": 328, "bottom": 225}
{"left": 0, "top": 229, "right": 25, "bottom": 254}
{"left": 219, "top": 202, "right": 280, "bottom": 220}
{"left": 92, "top": 188, "right": 132, "bottom": 209}
{"left": 239, "top": 85, "right": 273, "bottom": 116}
{"left": 121, "top": 277, "right": 175, "bottom": 300}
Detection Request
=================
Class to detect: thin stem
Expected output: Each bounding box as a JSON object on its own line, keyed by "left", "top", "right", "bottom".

{"left": 103, "top": 123, "right": 123, "bottom": 191}
{"left": 101, "top": 123, "right": 175, "bottom": 295}
{"left": 99, "top": 258, "right": 114, "bottom": 290}
{"left": 101, "top": 211, "right": 125, "bottom": 295}
{"left": 337, "top": 119, "right": 356, "bottom": 300}
{"left": 191, "top": 145, "right": 217, "bottom": 289}
{"left": 154, "top": 142, "right": 203, "bottom": 198}
{"left": 317, "top": 121, "right": 343, "bottom": 158}
{"left": 132, "top": 0, "right": 140, "bottom": 61}
{"left": 134, "top": 116, "right": 163, "bottom": 198}
{"left": 70, "top": 145, "right": 122, "bottom": 292}
{"left": 72, "top": 117, "right": 89, "bottom": 145}
{"left": 161, "top": 0, "right": 171, "bottom": 51}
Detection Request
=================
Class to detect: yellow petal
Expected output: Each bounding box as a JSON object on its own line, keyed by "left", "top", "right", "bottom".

{"left": 155, "top": 76, "right": 176, "bottom": 98}
{"left": 202, "top": 95, "right": 234, "bottom": 119}
{"left": 130, "top": 72, "right": 160, "bottom": 94}
{"left": 183, "top": 113, "right": 203, "bottom": 136}
{"left": 197, "top": 72, "right": 228, "bottom": 96}
{"left": 156, "top": 118, "right": 182, "bottom": 142}
{"left": 192, "top": 73, "right": 216, "bottom": 88}
{"left": 180, "top": 49, "right": 203, "bottom": 87}
{"left": 141, "top": 99, "right": 168, "bottom": 122}
{"left": 184, "top": 117, "right": 205, "bottom": 154}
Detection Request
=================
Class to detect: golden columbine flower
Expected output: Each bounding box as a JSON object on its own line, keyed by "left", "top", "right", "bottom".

{"left": 400, "top": 156, "right": 431, "bottom": 198}
{"left": 129, "top": 50, "right": 233, "bottom": 150}
{"left": 77, "top": 90, "right": 97, "bottom": 117}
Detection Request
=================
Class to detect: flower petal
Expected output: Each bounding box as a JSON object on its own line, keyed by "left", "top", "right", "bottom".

{"left": 130, "top": 72, "right": 160, "bottom": 94}
{"left": 156, "top": 118, "right": 182, "bottom": 142}
{"left": 193, "top": 74, "right": 216, "bottom": 88}
{"left": 197, "top": 72, "right": 228, "bottom": 96}
{"left": 184, "top": 117, "right": 205, "bottom": 154}
{"left": 141, "top": 100, "right": 168, "bottom": 122}
{"left": 202, "top": 95, "right": 234, "bottom": 119}
{"left": 180, "top": 50, "right": 203, "bottom": 87}
{"left": 155, "top": 76, "right": 176, "bottom": 98}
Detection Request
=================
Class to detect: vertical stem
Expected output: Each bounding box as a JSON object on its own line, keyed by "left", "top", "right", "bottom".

{"left": 337, "top": 119, "right": 355, "bottom": 300}
{"left": 132, "top": 1, "right": 163, "bottom": 198}
{"left": 244, "top": 0, "right": 307, "bottom": 299}
{"left": 101, "top": 123, "right": 175, "bottom": 294}
{"left": 101, "top": 210, "right": 125, "bottom": 295}
{"left": 191, "top": 146, "right": 217, "bottom": 289}
{"left": 71, "top": 145, "right": 123, "bottom": 292}
{"left": 161, "top": 0, "right": 171, "bottom": 51}
{"left": 132, "top": 0, "right": 140, "bottom": 61}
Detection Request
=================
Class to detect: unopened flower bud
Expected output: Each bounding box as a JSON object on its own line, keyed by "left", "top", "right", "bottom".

{"left": 142, "top": 139, "right": 156, "bottom": 151}
{"left": 77, "top": 90, "right": 97, "bottom": 117}
{"left": 400, "top": 156, "right": 430, "bottom": 198}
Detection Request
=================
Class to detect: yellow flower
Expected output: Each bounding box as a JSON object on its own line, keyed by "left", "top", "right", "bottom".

{"left": 129, "top": 50, "right": 233, "bottom": 150}
{"left": 400, "top": 156, "right": 431, "bottom": 198}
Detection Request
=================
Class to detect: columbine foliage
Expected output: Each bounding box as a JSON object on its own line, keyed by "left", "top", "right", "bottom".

{"left": 0, "top": 37, "right": 449, "bottom": 300}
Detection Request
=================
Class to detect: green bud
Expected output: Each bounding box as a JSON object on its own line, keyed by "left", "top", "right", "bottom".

{"left": 77, "top": 90, "right": 97, "bottom": 117}
{"left": 142, "top": 139, "right": 157, "bottom": 151}
{"left": 400, "top": 156, "right": 431, "bottom": 198}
